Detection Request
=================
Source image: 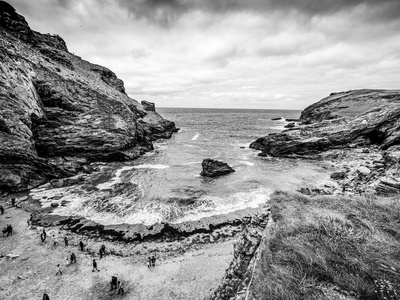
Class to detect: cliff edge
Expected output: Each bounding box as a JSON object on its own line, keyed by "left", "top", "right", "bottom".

{"left": 0, "top": 1, "right": 177, "bottom": 193}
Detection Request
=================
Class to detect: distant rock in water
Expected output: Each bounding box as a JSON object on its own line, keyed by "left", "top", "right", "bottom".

{"left": 284, "top": 122, "right": 295, "bottom": 128}
{"left": 0, "top": 1, "right": 177, "bottom": 193}
{"left": 200, "top": 159, "right": 235, "bottom": 177}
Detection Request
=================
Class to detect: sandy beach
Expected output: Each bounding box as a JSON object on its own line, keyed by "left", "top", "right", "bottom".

{"left": 0, "top": 201, "right": 234, "bottom": 300}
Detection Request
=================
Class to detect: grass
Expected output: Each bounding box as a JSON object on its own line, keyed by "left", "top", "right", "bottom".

{"left": 250, "top": 191, "right": 400, "bottom": 300}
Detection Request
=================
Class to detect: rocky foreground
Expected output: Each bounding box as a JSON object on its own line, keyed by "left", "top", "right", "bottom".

{"left": 0, "top": 1, "right": 177, "bottom": 194}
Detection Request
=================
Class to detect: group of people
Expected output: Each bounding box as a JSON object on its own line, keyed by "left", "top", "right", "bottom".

{"left": 2, "top": 224, "right": 13, "bottom": 237}
{"left": 110, "top": 275, "right": 125, "bottom": 295}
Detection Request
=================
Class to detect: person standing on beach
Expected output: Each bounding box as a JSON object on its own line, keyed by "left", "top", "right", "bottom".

{"left": 117, "top": 280, "right": 124, "bottom": 295}
{"left": 51, "top": 234, "right": 57, "bottom": 246}
{"left": 55, "top": 264, "right": 62, "bottom": 276}
{"left": 151, "top": 255, "right": 156, "bottom": 268}
{"left": 64, "top": 236, "right": 68, "bottom": 247}
{"left": 110, "top": 275, "right": 118, "bottom": 290}
{"left": 42, "top": 229, "right": 47, "bottom": 244}
{"left": 99, "top": 244, "right": 106, "bottom": 259}
{"left": 70, "top": 252, "right": 76, "bottom": 264}
{"left": 6, "top": 224, "right": 13, "bottom": 236}
{"left": 0, "top": 205, "right": 4, "bottom": 215}
{"left": 147, "top": 257, "right": 151, "bottom": 268}
{"left": 79, "top": 240, "right": 84, "bottom": 251}
{"left": 92, "top": 259, "right": 100, "bottom": 272}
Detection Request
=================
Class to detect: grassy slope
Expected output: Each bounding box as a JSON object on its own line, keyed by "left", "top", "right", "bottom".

{"left": 250, "top": 191, "right": 400, "bottom": 300}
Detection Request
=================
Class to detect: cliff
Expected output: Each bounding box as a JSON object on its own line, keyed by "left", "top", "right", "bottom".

{"left": 250, "top": 89, "right": 400, "bottom": 196}
{"left": 250, "top": 89, "right": 400, "bottom": 156}
{"left": 0, "top": 1, "right": 177, "bottom": 193}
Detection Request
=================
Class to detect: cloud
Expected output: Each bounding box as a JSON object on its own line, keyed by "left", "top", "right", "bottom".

{"left": 6, "top": 0, "right": 400, "bottom": 109}
{"left": 116, "top": 0, "right": 400, "bottom": 25}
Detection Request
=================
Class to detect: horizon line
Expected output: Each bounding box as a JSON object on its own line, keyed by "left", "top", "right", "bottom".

{"left": 156, "top": 106, "right": 303, "bottom": 111}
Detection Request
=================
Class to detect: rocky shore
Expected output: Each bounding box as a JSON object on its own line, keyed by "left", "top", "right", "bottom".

{"left": 2, "top": 2, "right": 399, "bottom": 299}
{"left": 0, "top": 1, "right": 177, "bottom": 194}
{"left": 250, "top": 89, "right": 400, "bottom": 196}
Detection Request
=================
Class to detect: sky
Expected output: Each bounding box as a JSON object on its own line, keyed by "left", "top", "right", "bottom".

{"left": 7, "top": 0, "right": 400, "bottom": 109}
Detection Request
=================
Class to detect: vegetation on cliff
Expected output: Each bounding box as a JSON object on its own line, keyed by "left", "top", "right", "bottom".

{"left": 249, "top": 191, "right": 400, "bottom": 300}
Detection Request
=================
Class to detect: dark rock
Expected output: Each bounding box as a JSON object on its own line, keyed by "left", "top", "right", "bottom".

{"left": 284, "top": 122, "right": 295, "bottom": 128}
{"left": 286, "top": 118, "right": 301, "bottom": 122}
{"left": 30, "top": 206, "right": 260, "bottom": 242}
{"left": 141, "top": 101, "right": 156, "bottom": 112}
{"left": 271, "top": 117, "right": 283, "bottom": 121}
{"left": 376, "top": 177, "right": 400, "bottom": 196}
{"left": 331, "top": 171, "right": 346, "bottom": 180}
{"left": 200, "top": 159, "right": 235, "bottom": 177}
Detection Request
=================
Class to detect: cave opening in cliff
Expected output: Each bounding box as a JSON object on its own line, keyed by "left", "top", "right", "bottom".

{"left": 367, "top": 129, "right": 386, "bottom": 145}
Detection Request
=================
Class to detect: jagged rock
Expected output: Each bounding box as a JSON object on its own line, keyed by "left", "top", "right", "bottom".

{"left": 284, "top": 122, "right": 295, "bottom": 128}
{"left": 141, "top": 100, "right": 156, "bottom": 112}
{"left": 376, "top": 177, "right": 400, "bottom": 196}
{"left": 0, "top": 2, "right": 177, "bottom": 193}
{"left": 210, "top": 206, "right": 270, "bottom": 300}
{"left": 357, "top": 166, "right": 371, "bottom": 177}
{"left": 250, "top": 90, "right": 400, "bottom": 157}
{"left": 383, "top": 145, "right": 400, "bottom": 168}
{"left": 200, "top": 159, "right": 235, "bottom": 177}
{"left": 331, "top": 171, "right": 346, "bottom": 180}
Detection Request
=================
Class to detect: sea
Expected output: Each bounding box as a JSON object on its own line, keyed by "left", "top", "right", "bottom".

{"left": 32, "top": 108, "right": 331, "bottom": 226}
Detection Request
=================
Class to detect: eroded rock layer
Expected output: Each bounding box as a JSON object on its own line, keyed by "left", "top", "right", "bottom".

{"left": 250, "top": 89, "right": 400, "bottom": 157}
{"left": 250, "top": 89, "right": 400, "bottom": 195}
{"left": 0, "top": 1, "right": 177, "bottom": 193}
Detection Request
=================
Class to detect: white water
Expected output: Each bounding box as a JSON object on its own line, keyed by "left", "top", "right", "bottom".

{"left": 31, "top": 108, "right": 332, "bottom": 226}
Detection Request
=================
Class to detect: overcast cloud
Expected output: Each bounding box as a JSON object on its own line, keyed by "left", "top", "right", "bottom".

{"left": 8, "top": 0, "right": 400, "bottom": 109}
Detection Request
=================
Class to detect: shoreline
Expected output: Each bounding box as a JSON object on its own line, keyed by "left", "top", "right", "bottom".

{"left": 0, "top": 200, "right": 238, "bottom": 300}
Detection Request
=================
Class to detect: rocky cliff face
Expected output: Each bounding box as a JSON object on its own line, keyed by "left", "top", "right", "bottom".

{"left": 250, "top": 89, "right": 400, "bottom": 195}
{"left": 0, "top": 1, "right": 177, "bottom": 193}
{"left": 250, "top": 89, "right": 400, "bottom": 156}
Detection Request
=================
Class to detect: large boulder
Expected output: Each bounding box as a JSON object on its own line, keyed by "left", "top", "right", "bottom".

{"left": 200, "top": 159, "right": 235, "bottom": 177}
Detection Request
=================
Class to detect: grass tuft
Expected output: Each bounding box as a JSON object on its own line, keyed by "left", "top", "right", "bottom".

{"left": 250, "top": 191, "right": 400, "bottom": 300}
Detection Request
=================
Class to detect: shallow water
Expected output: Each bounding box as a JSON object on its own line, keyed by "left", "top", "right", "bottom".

{"left": 32, "top": 108, "right": 332, "bottom": 226}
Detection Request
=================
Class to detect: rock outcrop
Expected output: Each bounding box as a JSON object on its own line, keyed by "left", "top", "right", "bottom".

{"left": 250, "top": 89, "right": 400, "bottom": 196}
{"left": 209, "top": 205, "right": 270, "bottom": 300}
{"left": 0, "top": 1, "right": 177, "bottom": 193}
{"left": 200, "top": 159, "right": 235, "bottom": 177}
{"left": 250, "top": 90, "right": 400, "bottom": 157}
